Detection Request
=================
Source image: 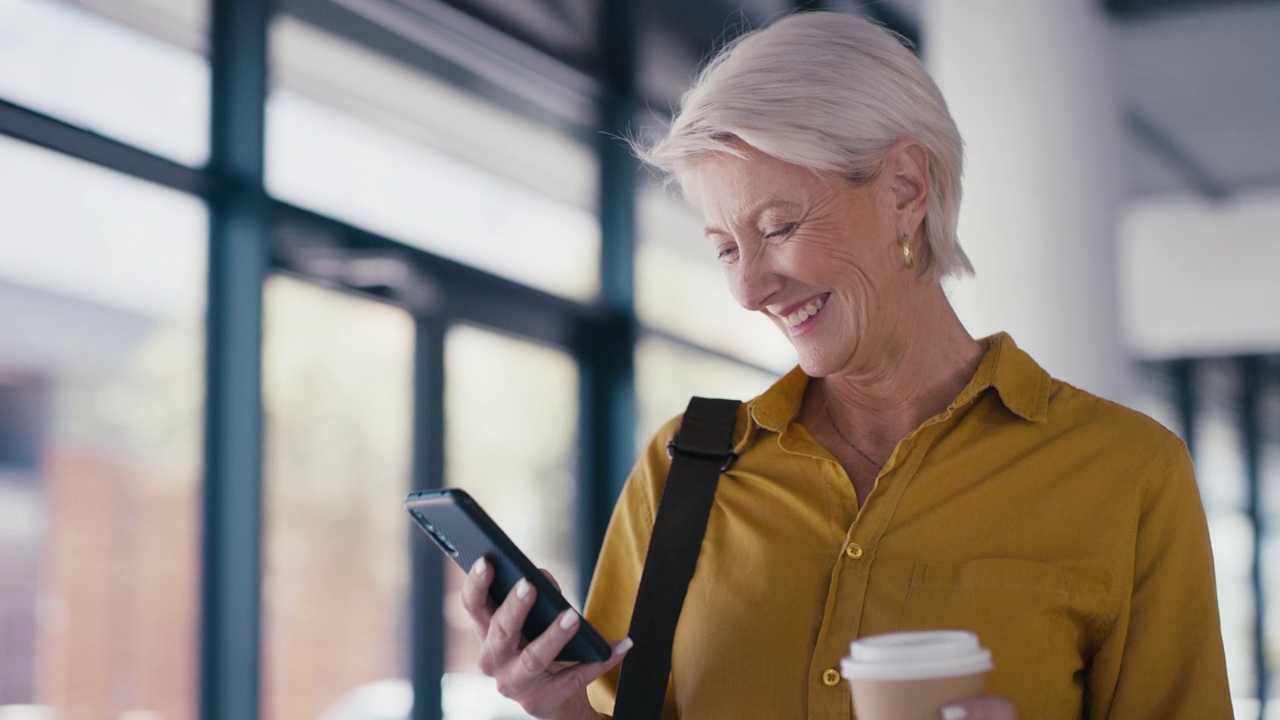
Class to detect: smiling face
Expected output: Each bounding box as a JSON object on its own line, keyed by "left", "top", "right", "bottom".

{"left": 687, "top": 144, "right": 926, "bottom": 378}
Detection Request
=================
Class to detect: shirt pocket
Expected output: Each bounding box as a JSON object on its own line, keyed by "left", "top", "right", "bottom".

{"left": 898, "top": 559, "right": 1089, "bottom": 719}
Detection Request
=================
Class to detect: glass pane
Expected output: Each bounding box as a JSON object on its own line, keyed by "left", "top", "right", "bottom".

{"left": 1193, "top": 359, "right": 1258, "bottom": 702}
{"left": 0, "top": 0, "right": 210, "bottom": 165}
{"left": 1131, "top": 362, "right": 1183, "bottom": 441}
{"left": 1262, "top": 360, "right": 1280, "bottom": 718}
{"left": 635, "top": 334, "right": 777, "bottom": 450}
{"left": 443, "top": 325, "right": 580, "bottom": 720}
{"left": 260, "top": 276, "right": 416, "bottom": 720}
{"left": 266, "top": 16, "right": 600, "bottom": 301}
{"left": 443, "top": 0, "right": 598, "bottom": 66}
{"left": 0, "top": 137, "right": 206, "bottom": 718}
{"left": 1198, "top": 361, "right": 1249, "bottom": 513}
{"left": 635, "top": 182, "right": 795, "bottom": 373}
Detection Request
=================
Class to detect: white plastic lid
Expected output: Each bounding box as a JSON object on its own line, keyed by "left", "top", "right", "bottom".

{"left": 841, "top": 631, "right": 993, "bottom": 681}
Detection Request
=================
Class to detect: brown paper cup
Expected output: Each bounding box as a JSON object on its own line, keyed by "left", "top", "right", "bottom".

{"left": 841, "top": 631, "right": 992, "bottom": 720}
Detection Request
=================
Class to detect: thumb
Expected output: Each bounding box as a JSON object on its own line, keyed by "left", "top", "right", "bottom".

{"left": 539, "top": 568, "right": 562, "bottom": 593}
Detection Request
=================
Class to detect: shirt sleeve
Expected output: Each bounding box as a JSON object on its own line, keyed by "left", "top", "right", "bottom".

{"left": 582, "top": 416, "right": 679, "bottom": 716}
{"left": 1086, "top": 440, "right": 1235, "bottom": 718}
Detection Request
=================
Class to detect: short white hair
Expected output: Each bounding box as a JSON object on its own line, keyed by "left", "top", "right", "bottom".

{"left": 636, "top": 11, "right": 973, "bottom": 282}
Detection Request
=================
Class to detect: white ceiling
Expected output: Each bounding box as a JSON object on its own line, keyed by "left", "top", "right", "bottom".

{"left": 55, "top": 0, "right": 1280, "bottom": 205}
{"left": 881, "top": 0, "right": 1280, "bottom": 201}
{"left": 1120, "top": 1, "right": 1280, "bottom": 198}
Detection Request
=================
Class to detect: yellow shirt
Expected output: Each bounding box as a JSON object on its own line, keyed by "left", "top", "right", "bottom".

{"left": 584, "top": 333, "right": 1232, "bottom": 719}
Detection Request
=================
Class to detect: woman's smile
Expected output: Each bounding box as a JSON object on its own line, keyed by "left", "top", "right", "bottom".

{"left": 777, "top": 293, "right": 830, "bottom": 333}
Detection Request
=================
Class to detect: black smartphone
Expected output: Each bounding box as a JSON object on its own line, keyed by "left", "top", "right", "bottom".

{"left": 404, "top": 488, "right": 612, "bottom": 664}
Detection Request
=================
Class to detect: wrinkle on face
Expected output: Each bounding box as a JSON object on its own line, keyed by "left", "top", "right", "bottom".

{"left": 687, "top": 145, "right": 906, "bottom": 378}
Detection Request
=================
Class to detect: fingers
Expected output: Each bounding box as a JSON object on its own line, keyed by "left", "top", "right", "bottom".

{"left": 521, "top": 613, "right": 634, "bottom": 681}
{"left": 941, "top": 695, "right": 1017, "bottom": 720}
{"left": 462, "top": 569, "right": 631, "bottom": 720}
{"left": 540, "top": 567, "right": 562, "bottom": 593}
{"left": 511, "top": 634, "right": 634, "bottom": 719}
{"left": 460, "top": 557, "right": 496, "bottom": 637}
{"left": 519, "top": 609, "right": 577, "bottom": 675}
{"left": 557, "top": 636, "right": 633, "bottom": 688}
{"left": 482, "top": 578, "right": 538, "bottom": 668}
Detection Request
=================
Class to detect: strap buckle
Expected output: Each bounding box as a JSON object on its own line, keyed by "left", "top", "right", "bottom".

{"left": 666, "top": 436, "right": 737, "bottom": 472}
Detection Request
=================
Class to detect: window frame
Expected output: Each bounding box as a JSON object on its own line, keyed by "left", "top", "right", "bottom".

{"left": 4, "top": 0, "right": 1269, "bottom": 716}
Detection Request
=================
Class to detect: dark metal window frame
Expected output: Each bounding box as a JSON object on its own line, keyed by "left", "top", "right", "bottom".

{"left": 1155, "top": 357, "right": 1273, "bottom": 710}
{"left": 0, "top": 0, "right": 646, "bottom": 718}
{"left": 6, "top": 0, "right": 1271, "bottom": 716}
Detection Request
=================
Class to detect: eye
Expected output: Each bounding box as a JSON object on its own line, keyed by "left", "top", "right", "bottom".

{"left": 716, "top": 244, "right": 739, "bottom": 261}
{"left": 764, "top": 223, "right": 797, "bottom": 240}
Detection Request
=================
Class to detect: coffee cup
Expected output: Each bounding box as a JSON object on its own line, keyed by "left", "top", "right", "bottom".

{"left": 840, "top": 630, "right": 993, "bottom": 720}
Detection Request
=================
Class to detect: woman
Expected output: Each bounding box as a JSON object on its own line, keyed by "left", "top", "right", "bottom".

{"left": 461, "top": 11, "right": 1233, "bottom": 720}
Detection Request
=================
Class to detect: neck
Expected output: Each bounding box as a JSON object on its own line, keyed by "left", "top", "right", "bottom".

{"left": 819, "top": 285, "right": 984, "bottom": 449}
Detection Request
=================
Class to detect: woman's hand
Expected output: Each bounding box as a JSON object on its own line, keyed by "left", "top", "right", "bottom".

{"left": 461, "top": 557, "right": 632, "bottom": 720}
{"left": 941, "top": 695, "right": 1017, "bottom": 720}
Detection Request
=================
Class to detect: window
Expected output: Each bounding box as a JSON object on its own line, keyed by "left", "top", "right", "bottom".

{"left": 0, "top": 0, "right": 210, "bottom": 164}
{"left": 15, "top": 2, "right": 1273, "bottom": 718}
{"left": 265, "top": 16, "right": 600, "bottom": 301}
{"left": 260, "top": 276, "right": 415, "bottom": 720}
{"left": 443, "top": 325, "right": 580, "bottom": 719}
{"left": 635, "top": 182, "right": 794, "bottom": 373}
{"left": 0, "top": 136, "right": 206, "bottom": 718}
{"left": 1130, "top": 363, "right": 1182, "bottom": 440}
{"left": 1260, "top": 361, "right": 1279, "bottom": 718}
{"left": 634, "top": 335, "right": 777, "bottom": 449}
{"left": 1192, "top": 360, "right": 1260, "bottom": 705}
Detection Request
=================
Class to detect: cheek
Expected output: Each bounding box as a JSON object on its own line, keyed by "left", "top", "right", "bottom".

{"left": 791, "top": 236, "right": 871, "bottom": 288}
{"left": 720, "top": 265, "right": 751, "bottom": 309}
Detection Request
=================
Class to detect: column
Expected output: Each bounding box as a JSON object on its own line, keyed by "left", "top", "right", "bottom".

{"left": 921, "top": 0, "right": 1131, "bottom": 402}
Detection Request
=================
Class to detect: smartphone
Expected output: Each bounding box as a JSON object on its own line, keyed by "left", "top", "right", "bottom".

{"left": 404, "top": 488, "right": 612, "bottom": 664}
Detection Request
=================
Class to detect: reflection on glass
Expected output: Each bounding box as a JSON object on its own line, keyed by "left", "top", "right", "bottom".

{"left": 635, "top": 182, "right": 795, "bottom": 374}
{"left": 635, "top": 335, "right": 777, "bottom": 450}
{"left": 1198, "top": 361, "right": 1250, "bottom": 513}
{"left": 1194, "top": 360, "right": 1258, "bottom": 702}
{"left": 260, "top": 276, "right": 415, "bottom": 720}
{"left": 0, "top": 0, "right": 210, "bottom": 165}
{"left": 1131, "top": 363, "right": 1182, "bottom": 441}
{"left": 1262, "top": 366, "right": 1280, "bottom": 718}
{"left": 0, "top": 138, "right": 205, "bottom": 718}
{"left": 443, "top": 325, "right": 579, "bottom": 719}
{"left": 266, "top": 16, "right": 599, "bottom": 301}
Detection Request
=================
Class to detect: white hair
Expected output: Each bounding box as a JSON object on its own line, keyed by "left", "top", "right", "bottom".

{"left": 636, "top": 11, "right": 973, "bottom": 282}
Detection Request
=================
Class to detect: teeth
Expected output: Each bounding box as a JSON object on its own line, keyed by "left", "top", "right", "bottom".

{"left": 783, "top": 296, "right": 825, "bottom": 327}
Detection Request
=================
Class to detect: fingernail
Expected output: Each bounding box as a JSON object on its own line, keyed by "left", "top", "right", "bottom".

{"left": 472, "top": 557, "right": 488, "bottom": 575}
{"left": 940, "top": 706, "right": 968, "bottom": 720}
{"left": 614, "top": 637, "right": 634, "bottom": 655}
{"left": 515, "top": 579, "right": 531, "bottom": 599}
{"left": 558, "top": 610, "right": 579, "bottom": 630}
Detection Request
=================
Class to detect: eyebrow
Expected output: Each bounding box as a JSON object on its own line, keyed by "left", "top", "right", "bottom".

{"left": 704, "top": 199, "right": 802, "bottom": 238}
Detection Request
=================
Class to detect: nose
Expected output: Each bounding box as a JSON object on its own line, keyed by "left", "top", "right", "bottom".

{"left": 731, "top": 247, "right": 782, "bottom": 312}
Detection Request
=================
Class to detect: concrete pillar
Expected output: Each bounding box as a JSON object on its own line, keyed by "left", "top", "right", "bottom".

{"left": 921, "top": 0, "right": 1132, "bottom": 402}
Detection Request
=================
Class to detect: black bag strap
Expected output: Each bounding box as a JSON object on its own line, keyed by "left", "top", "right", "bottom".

{"left": 613, "top": 396, "right": 740, "bottom": 720}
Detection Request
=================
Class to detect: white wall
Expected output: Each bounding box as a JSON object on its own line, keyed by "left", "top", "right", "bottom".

{"left": 1121, "top": 188, "right": 1280, "bottom": 359}
{"left": 923, "top": 0, "right": 1131, "bottom": 401}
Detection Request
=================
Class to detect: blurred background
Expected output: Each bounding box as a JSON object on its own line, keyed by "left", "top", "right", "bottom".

{"left": 0, "top": 0, "right": 1276, "bottom": 718}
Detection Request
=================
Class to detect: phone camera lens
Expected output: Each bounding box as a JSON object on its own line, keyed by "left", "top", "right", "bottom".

{"left": 432, "top": 531, "right": 458, "bottom": 557}
{"left": 412, "top": 510, "right": 459, "bottom": 556}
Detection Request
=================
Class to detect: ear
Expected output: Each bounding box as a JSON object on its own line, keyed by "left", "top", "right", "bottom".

{"left": 884, "top": 140, "right": 930, "bottom": 235}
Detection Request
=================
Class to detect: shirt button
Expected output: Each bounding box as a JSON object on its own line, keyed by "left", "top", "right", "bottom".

{"left": 845, "top": 542, "right": 864, "bottom": 560}
{"left": 822, "top": 668, "right": 842, "bottom": 686}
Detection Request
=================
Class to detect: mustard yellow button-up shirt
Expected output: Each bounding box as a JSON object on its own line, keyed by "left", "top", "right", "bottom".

{"left": 584, "top": 333, "right": 1232, "bottom": 719}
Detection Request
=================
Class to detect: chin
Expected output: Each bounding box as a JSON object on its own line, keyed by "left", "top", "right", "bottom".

{"left": 793, "top": 349, "right": 836, "bottom": 378}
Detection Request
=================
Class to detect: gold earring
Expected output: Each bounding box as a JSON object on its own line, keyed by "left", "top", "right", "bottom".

{"left": 901, "top": 235, "right": 914, "bottom": 269}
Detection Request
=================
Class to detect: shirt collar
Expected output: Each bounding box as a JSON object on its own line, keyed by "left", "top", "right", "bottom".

{"left": 744, "top": 332, "right": 1051, "bottom": 435}
{"left": 954, "top": 332, "right": 1050, "bottom": 422}
{"left": 746, "top": 364, "right": 810, "bottom": 435}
